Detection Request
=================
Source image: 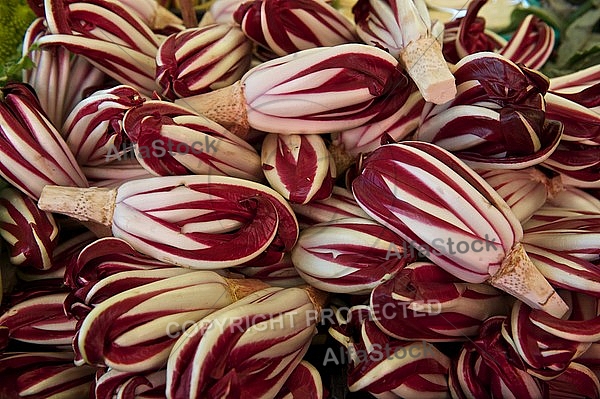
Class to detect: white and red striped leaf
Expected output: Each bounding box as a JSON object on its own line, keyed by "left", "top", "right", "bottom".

{"left": 156, "top": 24, "right": 252, "bottom": 100}
{"left": 0, "top": 187, "right": 58, "bottom": 270}
{"left": 262, "top": 133, "right": 334, "bottom": 204}
{"left": 63, "top": 85, "right": 145, "bottom": 168}
{"left": 234, "top": 0, "right": 357, "bottom": 57}
{"left": 0, "top": 352, "right": 96, "bottom": 399}
{"left": 370, "top": 261, "right": 510, "bottom": 341}
{"left": 292, "top": 217, "right": 413, "bottom": 294}
{"left": 111, "top": 175, "right": 297, "bottom": 268}
{"left": 166, "top": 287, "right": 320, "bottom": 399}
{"left": 351, "top": 141, "right": 567, "bottom": 316}
{"left": 76, "top": 271, "right": 235, "bottom": 372}
{"left": 123, "top": 101, "right": 264, "bottom": 182}
{"left": 0, "top": 83, "right": 88, "bottom": 200}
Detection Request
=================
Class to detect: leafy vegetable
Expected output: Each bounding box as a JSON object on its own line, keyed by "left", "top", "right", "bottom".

{"left": 0, "top": 0, "right": 36, "bottom": 84}
{"left": 507, "top": 0, "right": 600, "bottom": 76}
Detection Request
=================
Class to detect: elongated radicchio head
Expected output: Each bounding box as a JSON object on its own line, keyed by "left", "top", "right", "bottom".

{"left": 115, "top": 176, "right": 298, "bottom": 268}
{"left": 291, "top": 217, "right": 413, "bottom": 294}
{"left": 329, "top": 306, "right": 451, "bottom": 398}
{"left": 243, "top": 43, "right": 404, "bottom": 133}
{"left": 261, "top": 133, "right": 335, "bottom": 204}
{"left": 0, "top": 352, "right": 96, "bottom": 399}
{"left": 0, "top": 187, "right": 58, "bottom": 270}
{"left": 234, "top": 0, "right": 357, "bottom": 57}
{"left": 123, "top": 101, "right": 264, "bottom": 181}
{"left": 352, "top": 141, "right": 568, "bottom": 316}
{"left": 415, "top": 52, "right": 563, "bottom": 169}
{"left": 0, "top": 83, "right": 88, "bottom": 200}
{"left": 370, "top": 261, "right": 510, "bottom": 341}
{"left": 166, "top": 286, "right": 324, "bottom": 399}
{"left": 176, "top": 43, "right": 404, "bottom": 136}
{"left": 22, "top": 17, "right": 107, "bottom": 128}
{"left": 156, "top": 24, "right": 253, "bottom": 100}
{"left": 41, "top": 0, "right": 160, "bottom": 96}
{"left": 75, "top": 271, "right": 240, "bottom": 372}
{"left": 63, "top": 85, "right": 145, "bottom": 168}
{"left": 38, "top": 175, "right": 299, "bottom": 269}
{"left": 352, "top": 141, "right": 522, "bottom": 282}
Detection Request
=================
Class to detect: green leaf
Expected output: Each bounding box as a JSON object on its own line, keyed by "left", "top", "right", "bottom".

{"left": 542, "top": 43, "right": 600, "bottom": 77}
{"left": 555, "top": 5, "right": 600, "bottom": 66}
{"left": 0, "top": 53, "right": 35, "bottom": 87}
{"left": 565, "top": 43, "right": 600, "bottom": 67}
{"left": 502, "top": 5, "right": 564, "bottom": 34}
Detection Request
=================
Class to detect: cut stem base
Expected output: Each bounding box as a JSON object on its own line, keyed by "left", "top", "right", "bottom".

{"left": 328, "top": 140, "right": 356, "bottom": 176}
{"left": 400, "top": 37, "right": 456, "bottom": 105}
{"left": 225, "top": 278, "right": 271, "bottom": 301}
{"left": 38, "top": 186, "right": 117, "bottom": 227}
{"left": 488, "top": 242, "right": 568, "bottom": 317}
{"left": 175, "top": 81, "right": 249, "bottom": 138}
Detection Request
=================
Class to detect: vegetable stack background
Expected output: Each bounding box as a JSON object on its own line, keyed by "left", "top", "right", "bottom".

{"left": 1, "top": 0, "right": 600, "bottom": 398}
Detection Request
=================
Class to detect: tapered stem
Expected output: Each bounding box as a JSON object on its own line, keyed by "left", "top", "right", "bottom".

{"left": 154, "top": 5, "right": 184, "bottom": 29}
{"left": 38, "top": 186, "right": 117, "bottom": 227}
{"left": 328, "top": 140, "right": 356, "bottom": 176}
{"left": 80, "top": 221, "right": 113, "bottom": 238}
{"left": 303, "top": 285, "right": 329, "bottom": 319}
{"left": 179, "top": 0, "right": 198, "bottom": 28}
{"left": 175, "top": 81, "right": 249, "bottom": 138}
{"left": 400, "top": 37, "right": 456, "bottom": 105}
{"left": 225, "top": 278, "right": 271, "bottom": 301}
{"left": 488, "top": 242, "right": 568, "bottom": 317}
